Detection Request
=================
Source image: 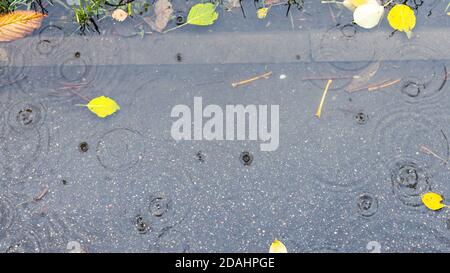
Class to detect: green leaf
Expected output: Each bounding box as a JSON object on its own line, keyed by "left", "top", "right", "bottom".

{"left": 187, "top": 3, "right": 219, "bottom": 26}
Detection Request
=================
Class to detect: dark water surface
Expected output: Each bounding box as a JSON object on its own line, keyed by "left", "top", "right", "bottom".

{"left": 1, "top": 0, "right": 450, "bottom": 252}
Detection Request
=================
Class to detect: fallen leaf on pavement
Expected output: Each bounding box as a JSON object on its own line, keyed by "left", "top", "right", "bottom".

{"left": 78, "top": 96, "right": 121, "bottom": 118}
{"left": 269, "top": 239, "right": 288, "bottom": 253}
{"left": 387, "top": 4, "right": 416, "bottom": 39}
{"left": 112, "top": 9, "right": 128, "bottom": 22}
{"left": 422, "top": 192, "right": 447, "bottom": 211}
{"left": 145, "top": 0, "right": 173, "bottom": 32}
{"left": 225, "top": 0, "right": 241, "bottom": 10}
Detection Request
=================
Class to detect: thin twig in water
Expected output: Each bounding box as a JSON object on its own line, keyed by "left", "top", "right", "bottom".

{"left": 34, "top": 185, "right": 49, "bottom": 201}
{"left": 368, "top": 78, "right": 401, "bottom": 91}
{"left": 231, "top": 71, "right": 272, "bottom": 88}
{"left": 315, "top": 79, "right": 333, "bottom": 118}
{"left": 420, "top": 144, "right": 448, "bottom": 165}
{"left": 302, "top": 75, "right": 352, "bottom": 81}
{"left": 346, "top": 61, "right": 381, "bottom": 92}
{"left": 321, "top": 0, "right": 341, "bottom": 4}
{"left": 194, "top": 80, "right": 226, "bottom": 87}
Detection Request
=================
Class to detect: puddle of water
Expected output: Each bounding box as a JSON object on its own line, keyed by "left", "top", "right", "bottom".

{"left": 2, "top": 0, "right": 450, "bottom": 253}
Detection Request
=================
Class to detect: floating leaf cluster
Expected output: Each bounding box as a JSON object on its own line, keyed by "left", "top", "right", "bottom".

{"left": 323, "top": 0, "right": 417, "bottom": 38}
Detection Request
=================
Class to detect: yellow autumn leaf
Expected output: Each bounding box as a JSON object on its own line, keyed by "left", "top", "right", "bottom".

{"left": 269, "top": 239, "right": 287, "bottom": 253}
{"left": 353, "top": 2, "right": 384, "bottom": 29}
{"left": 387, "top": 4, "right": 416, "bottom": 39}
{"left": 421, "top": 192, "right": 446, "bottom": 211}
{"left": 257, "top": 7, "right": 270, "bottom": 19}
{"left": 343, "top": 0, "right": 372, "bottom": 11}
{"left": 0, "top": 10, "right": 46, "bottom": 42}
{"left": 112, "top": 9, "right": 128, "bottom": 22}
{"left": 86, "top": 96, "right": 120, "bottom": 118}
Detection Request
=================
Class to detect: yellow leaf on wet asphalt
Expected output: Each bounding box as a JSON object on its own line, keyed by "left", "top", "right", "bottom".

{"left": 0, "top": 10, "right": 46, "bottom": 42}
{"left": 269, "top": 239, "right": 287, "bottom": 253}
{"left": 422, "top": 192, "right": 446, "bottom": 211}
{"left": 86, "top": 96, "right": 120, "bottom": 118}
{"left": 387, "top": 4, "right": 416, "bottom": 39}
{"left": 257, "top": 7, "right": 270, "bottom": 19}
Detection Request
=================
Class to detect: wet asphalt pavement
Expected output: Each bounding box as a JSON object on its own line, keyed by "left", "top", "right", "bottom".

{"left": 1, "top": 0, "right": 450, "bottom": 252}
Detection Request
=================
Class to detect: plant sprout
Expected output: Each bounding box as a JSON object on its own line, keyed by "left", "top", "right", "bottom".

{"left": 0, "top": 0, "right": 49, "bottom": 14}
{"left": 72, "top": 0, "right": 106, "bottom": 34}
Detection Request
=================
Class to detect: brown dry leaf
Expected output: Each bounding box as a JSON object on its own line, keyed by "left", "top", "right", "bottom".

{"left": 112, "top": 9, "right": 128, "bottom": 22}
{"left": 346, "top": 61, "right": 380, "bottom": 92}
{"left": 0, "top": 10, "right": 46, "bottom": 42}
{"left": 144, "top": 0, "right": 173, "bottom": 33}
{"left": 265, "top": 0, "right": 282, "bottom": 5}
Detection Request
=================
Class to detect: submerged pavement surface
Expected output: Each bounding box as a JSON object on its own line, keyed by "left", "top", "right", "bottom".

{"left": 1, "top": 0, "right": 450, "bottom": 252}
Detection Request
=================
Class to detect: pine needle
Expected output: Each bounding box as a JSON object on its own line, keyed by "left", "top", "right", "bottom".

{"left": 315, "top": 79, "right": 333, "bottom": 118}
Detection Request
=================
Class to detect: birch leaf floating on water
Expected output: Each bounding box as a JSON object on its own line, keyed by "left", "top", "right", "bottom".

{"left": 422, "top": 192, "right": 447, "bottom": 211}
{"left": 353, "top": 2, "right": 384, "bottom": 29}
{"left": 387, "top": 4, "right": 416, "bottom": 39}
{"left": 343, "top": 0, "right": 371, "bottom": 11}
{"left": 269, "top": 239, "right": 288, "bottom": 253}
{"left": 0, "top": 11, "right": 46, "bottom": 42}
{"left": 84, "top": 96, "right": 120, "bottom": 118}
{"left": 187, "top": 3, "right": 219, "bottom": 26}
